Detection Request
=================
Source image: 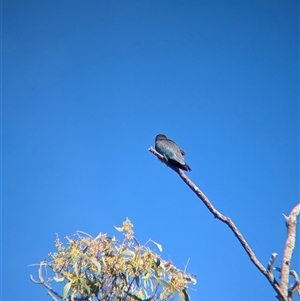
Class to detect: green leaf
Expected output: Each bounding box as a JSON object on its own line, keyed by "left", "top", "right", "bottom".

{"left": 184, "top": 274, "right": 197, "bottom": 285}
{"left": 153, "top": 257, "right": 161, "bottom": 267}
{"left": 150, "top": 240, "right": 163, "bottom": 252}
{"left": 114, "top": 226, "right": 124, "bottom": 232}
{"left": 83, "top": 284, "right": 91, "bottom": 295}
{"left": 71, "top": 291, "right": 76, "bottom": 301}
{"left": 83, "top": 255, "right": 101, "bottom": 274}
{"left": 179, "top": 291, "right": 184, "bottom": 301}
{"left": 73, "top": 262, "right": 78, "bottom": 277}
{"left": 179, "top": 289, "right": 189, "bottom": 301}
{"left": 79, "top": 278, "right": 90, "bottom": 294}
{"left": 120, "top": 249, "right": 134, "bottom": 257}
{"left": 156, "top": 278, "right": 172, "bottom": 289}
{"left": 62, "top": 282, "right": 72, "bottom": 300}
{"left": 53, "top": 275, "right": 65, "bottom": 282}
{"left": 89, "top": 256, "right": 101, "bottom": 274}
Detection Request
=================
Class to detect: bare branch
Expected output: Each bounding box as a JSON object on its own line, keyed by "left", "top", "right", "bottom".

{"left": 275, "top": 267, "right": 299, "bottom": 279}
{"left": 275, "top": 268, "right": 300, "bottom": 299}
{"left": 30, "top": 261, "right": 63, "bottom": 301}
{"left": 289, "top": 270, "right": 300, "bottom": 283}
{"left": 149, "top": 146, "right": 292, "bottom": 301}
{"left": 280, "top": 203, "right": 300, "bottom": 298}
{"left": 268, "top": 253, "right": 278, "bottom": 274}
{"left": 149, "top": 147, "right": 182, "bottom": 173}
{"left": 289, "top": 270, "right": 300, "bottom": 298}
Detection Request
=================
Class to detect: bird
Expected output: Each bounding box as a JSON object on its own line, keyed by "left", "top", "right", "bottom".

{"left": 154, "top": 134, "right": 192, "bottom": 171}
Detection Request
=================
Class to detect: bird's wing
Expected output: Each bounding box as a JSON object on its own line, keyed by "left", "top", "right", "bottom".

{"left": 164, "top": 139, "right": 186, "bottom": 165}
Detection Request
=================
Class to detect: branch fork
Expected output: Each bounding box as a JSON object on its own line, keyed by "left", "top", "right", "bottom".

{"left": 149, "top": 146, "right": 300, "bottom": 301}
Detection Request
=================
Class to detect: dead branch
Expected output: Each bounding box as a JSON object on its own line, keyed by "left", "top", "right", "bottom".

{"left": 280, "top": 204, "right": 300, "bottom": 298}
{"left": 149, "top": 147, "right": 299, "bottom": 301}
{"left": 268, "top": 253, "right": 278, "bottom": 274}
{"left": 275, "top": 268, "right": 300, "bottom": 299}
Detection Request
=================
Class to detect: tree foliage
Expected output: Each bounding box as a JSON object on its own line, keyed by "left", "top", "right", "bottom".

{"left": 31, "top": 219, "right": 196, "bottom": 301}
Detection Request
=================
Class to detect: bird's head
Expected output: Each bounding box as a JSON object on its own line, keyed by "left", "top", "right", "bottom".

{"left": 155, "top": 134, "right": 167, "bottom": 142}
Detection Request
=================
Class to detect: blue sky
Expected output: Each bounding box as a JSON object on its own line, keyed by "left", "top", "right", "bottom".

{"left": 3, "top": 1, "right": 299, "bottom": 300}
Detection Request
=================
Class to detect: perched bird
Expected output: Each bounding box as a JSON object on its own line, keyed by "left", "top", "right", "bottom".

{"left": 155, "top": 134, "right": 191, "bottom": 171}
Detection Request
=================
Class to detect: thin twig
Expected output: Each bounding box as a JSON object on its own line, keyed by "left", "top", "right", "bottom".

{"left": 289, "top": 270, "right": 300, "bottom": 299}
{"left": 275, "top": 268, "right": 300, "bottom": 282}
{"left": 149, "top": 147, "right": 291, "bottom": 301}
{"left": 30, "top": 261, "right": 63, "bottom": 301}
{"left": 75, "top": 230, "right": 95, "bottom": 238}
{"left": 290, "top": 269, "right": 300, "bottom": 295}
{"left": 290, "top": 270, "right": 300, "bottom": 282}
{"left": 268, "top": 253, "right": 278, "bottom": 274}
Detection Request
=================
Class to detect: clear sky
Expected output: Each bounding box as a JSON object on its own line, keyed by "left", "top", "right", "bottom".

{"left": 3, "top": 1, "right": 299, "bottom": 300}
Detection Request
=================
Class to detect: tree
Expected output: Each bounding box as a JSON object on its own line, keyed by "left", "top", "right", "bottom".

{"left": 148, "top": 146, "right": 300, "bottom": 301}
{"left": 30, "top": 219, "right": 196, "bottom": 301}
{"left": 31, "top": 147, "right": 299, "bottom": 301}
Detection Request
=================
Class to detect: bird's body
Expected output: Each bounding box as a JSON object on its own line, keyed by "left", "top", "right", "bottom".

{"left": 155, "top": 134, "right": 191, "bottom": 171}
